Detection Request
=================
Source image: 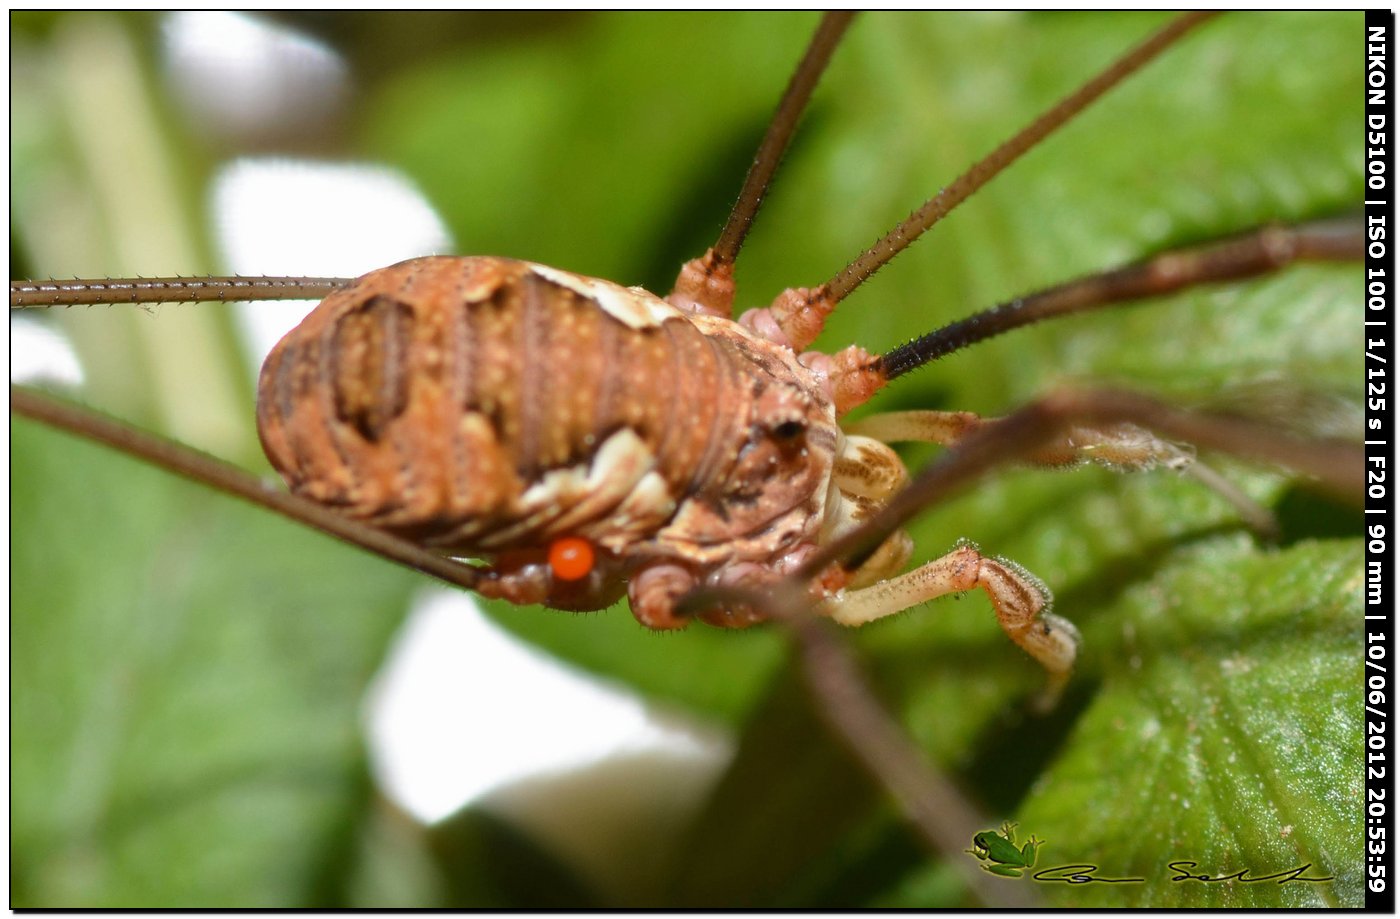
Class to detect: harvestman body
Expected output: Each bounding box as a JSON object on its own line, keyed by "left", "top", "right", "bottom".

{"left": 253, "top": 240, "right": 1093, "bottom": 692}
{"left": 11, "top": 13, "right": 1363, "bottom": 711}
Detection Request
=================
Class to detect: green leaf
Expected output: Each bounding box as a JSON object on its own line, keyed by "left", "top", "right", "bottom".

{"left": 1020, "top": 539, "right": 1362, "bottom": 907}
{"left": 11, "top": 419, "right": 422, "bottom": 906}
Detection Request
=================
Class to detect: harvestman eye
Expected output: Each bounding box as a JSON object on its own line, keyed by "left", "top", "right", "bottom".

{"left": 772, "top": 420, "right": 805, "bottom": 440}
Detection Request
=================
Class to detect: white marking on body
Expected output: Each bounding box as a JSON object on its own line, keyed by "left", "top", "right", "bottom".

{"left": 490, "top": 428, "right": 674, "bottom": 546}
{"left": 605, "top": 470, "right": 676, "bottom": 541}
{"left": 527, "top": 263, "right": 683, "bottom": 329}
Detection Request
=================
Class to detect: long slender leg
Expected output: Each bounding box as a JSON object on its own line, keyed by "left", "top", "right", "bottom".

{"left": 877, "top": 217, "right": 1364, "bottom": 382}
{"left": 847, "top": 407, "right": 1279, "bottom": 537}
{"left": 823, "top": 541, "right": 1079, "bottom": 706}
{"left": 738, "top": 13, "right": 1217, "bottom": 354}
{"left": 667, "top": 12, "right": 856, "bottom": 318}
{"left": 846, "top": 408, "right": 1195, "bottom": 470}
{"left": 10, "top": 384, "right": 490, "bottom": 592}
{"left": 821, "top": 217, "right": 1365, "bottom": 416}
{"left": 10, "top": 276, "right": 349, "bottom": 308}
{"left": 798, "top": 388, "right": 1362, "bottom": 590}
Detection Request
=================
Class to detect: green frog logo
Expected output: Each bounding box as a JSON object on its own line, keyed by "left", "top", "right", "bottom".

{"left": 966, "top": 822, "right": 1043, "bottom": 878}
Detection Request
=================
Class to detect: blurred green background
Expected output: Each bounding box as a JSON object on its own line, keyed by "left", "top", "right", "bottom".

{"left": 11, "top": 11, "right": 1363, "bottom": 907}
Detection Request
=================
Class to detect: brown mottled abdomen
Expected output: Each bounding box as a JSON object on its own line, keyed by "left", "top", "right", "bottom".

{"left": 256, "top": 256, "right": 752, "bottom": 553}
